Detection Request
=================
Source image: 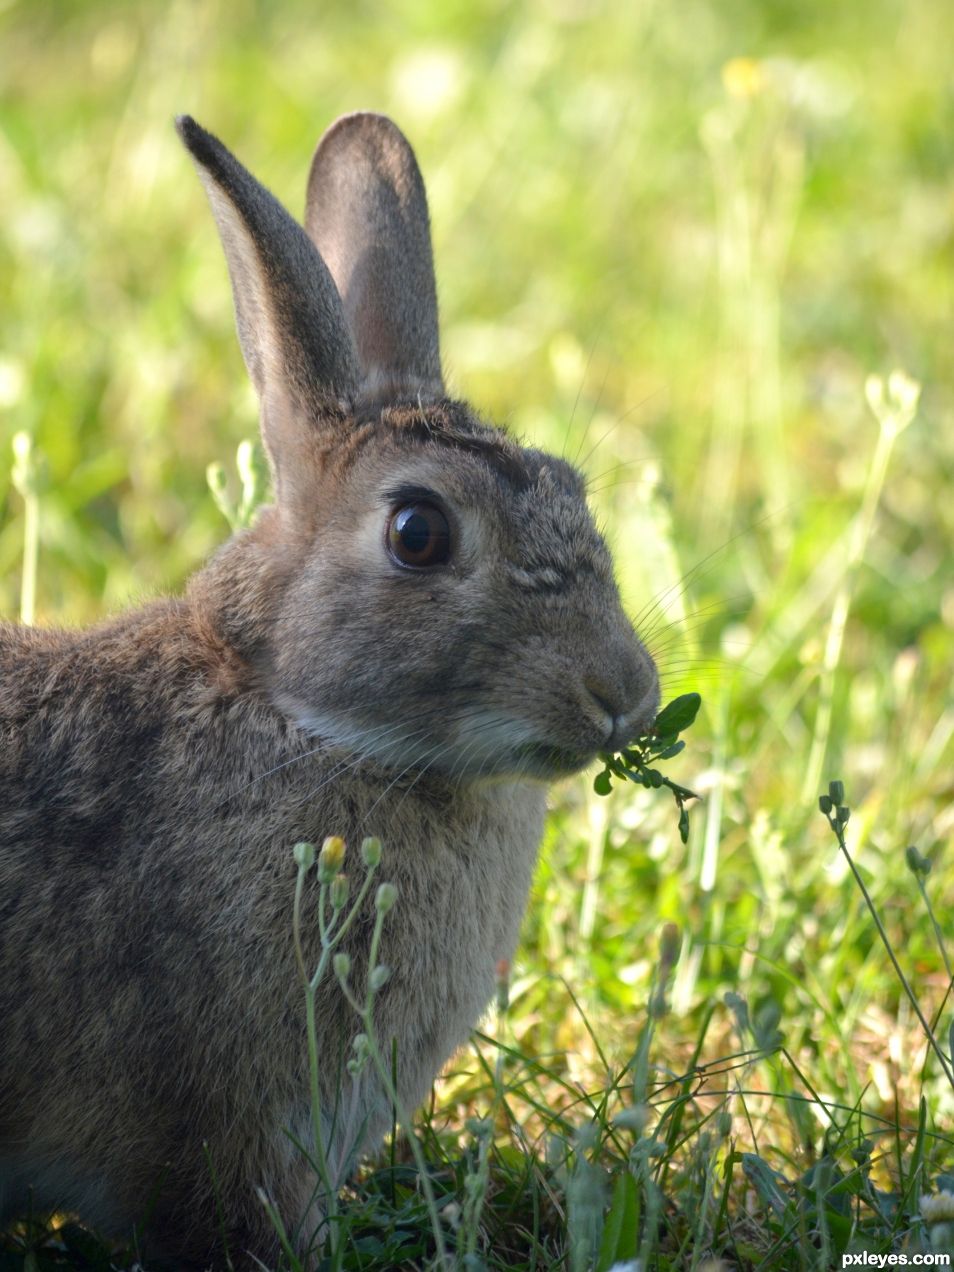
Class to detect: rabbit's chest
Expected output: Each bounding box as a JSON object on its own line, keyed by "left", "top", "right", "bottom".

{"left": 340, "top": 779, "right": 547, "bottom": 1107}
{"left": 419, "top": 786, "right": 542, "bottom": 962}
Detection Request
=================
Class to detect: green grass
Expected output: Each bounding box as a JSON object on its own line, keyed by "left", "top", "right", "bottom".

{"left": 2, "top": 0, "right": 954, "bottom": 1266}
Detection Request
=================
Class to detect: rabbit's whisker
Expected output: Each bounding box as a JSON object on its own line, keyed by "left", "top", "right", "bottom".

{"left": 288, "top": 726, "right": 434, "bottom": 816}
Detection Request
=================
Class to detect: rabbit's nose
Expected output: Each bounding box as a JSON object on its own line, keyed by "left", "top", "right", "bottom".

{"left": 583, "top": 677, "right": 635, "bottom": 749}
{"left": 584, "top": 656, "right": 659, "bottom": 747}
{"left": 584, "top": 677, "right": 622, "bottom": 721}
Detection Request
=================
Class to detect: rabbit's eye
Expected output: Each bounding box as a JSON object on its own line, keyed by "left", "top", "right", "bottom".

{"left": 387, "top": 502, "right": 451, "bottom": 569}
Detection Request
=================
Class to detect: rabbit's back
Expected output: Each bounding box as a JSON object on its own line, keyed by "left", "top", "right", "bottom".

{"left": 0, "top": 604, "right": 302, "bottom": 1234}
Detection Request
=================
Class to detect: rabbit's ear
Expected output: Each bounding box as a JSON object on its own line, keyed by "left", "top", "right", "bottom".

{"left": 176, "top": 116, "right": 359, "bottom": 518}
{"left": 304, "top": 113, "right": 443, "bottom": 405}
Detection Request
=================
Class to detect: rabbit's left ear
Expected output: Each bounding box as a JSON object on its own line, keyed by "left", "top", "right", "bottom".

{"left": 304, "top": 113, "right": 444, "bottom": 406}
{"left": 176, "top": 115, "right": 360, "bottom": 525}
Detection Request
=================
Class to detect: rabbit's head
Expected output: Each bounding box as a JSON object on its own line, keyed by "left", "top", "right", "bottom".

{"left": 178, "top": 113, "right": 658, "bottom": 782}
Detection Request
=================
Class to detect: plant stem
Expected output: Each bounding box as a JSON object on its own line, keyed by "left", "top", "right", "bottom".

{"left": 802, "top": 412, "right": 907, "bottom": 802}
{"left": 825, "top": 812, "right": 954, "bottom": 1093}
{"left": 11, "top": 432, "right": 39, "bottom": 626}
{"left": 339, "top": 907, "right": 450, "bottom": 1269}
{"left": 20, "top": 485, "right": 38, "bottom": 626}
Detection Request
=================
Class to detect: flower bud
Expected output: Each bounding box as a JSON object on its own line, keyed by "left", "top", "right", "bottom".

{"left": 332, "top": 952, "right": 351, "bottom": 981}
{"left": 887, "top": 369, "right": 920, "bottom": 418}
{"left": 660, "top": 923, "right": 681, "bottom": 970}
{"left": 921, "top": 1190, "right": 954, "bottom": 1225}
{"left": 318, "top": 835, "right": 346, "bottom": 881}
{"left": 495, "top": 958, "right": 511, "bottom": 1013}
{"left": 331, "top": 874, "right": 349, "bottom": 911}
{"left": 369, "top": 964, "right": 391, "bottom": 992}
{"left": 614, "top": 1104, "right": 650, "bottom": 1134}
{"left": 906, "top": 845, "right": 931, "bottom": 876}
{"left": 293, "top": 841, "right": 315, "bottom": 871}
{"left": 348, "top": 1033, "right": 370, "bottom": 1074}
{"left": 375, "top": 882, "right": 398, "bottom": 914}
{"left": 361, "top": 836, "right": 382, "bottom": 869}
{"left": 206, "top": 461, "right": 228, "bottom": 497}
{"left": 864, "top": 374, "right": 885, "bottom": 419}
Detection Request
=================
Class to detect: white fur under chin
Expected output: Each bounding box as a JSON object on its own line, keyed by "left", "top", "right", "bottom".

{"left": 275, "top": 696, "right": 542, "bottom": 781}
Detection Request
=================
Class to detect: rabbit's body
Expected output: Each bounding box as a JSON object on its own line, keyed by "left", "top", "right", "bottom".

{"left": 0, "top": 572, "right": 544, "bottom": 1257}
{"left": 0, "top": 112, "right": 657, "bottom": 1265}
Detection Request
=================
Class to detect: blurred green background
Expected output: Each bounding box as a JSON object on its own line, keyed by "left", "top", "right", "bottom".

{"left": 2, "top": 0, "right": 953, "bottom": 1167}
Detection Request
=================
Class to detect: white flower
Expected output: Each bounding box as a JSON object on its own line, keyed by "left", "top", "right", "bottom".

{"left": 920, "top": 1190, "right": 954, "bottom": 1224}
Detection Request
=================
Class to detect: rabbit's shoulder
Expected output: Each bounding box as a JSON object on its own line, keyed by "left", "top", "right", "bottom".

{"left": 0, "top": 601, "right": 265, "bottom": 852}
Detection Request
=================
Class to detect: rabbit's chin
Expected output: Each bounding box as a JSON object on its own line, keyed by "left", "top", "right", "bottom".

{"left": 279, "top": 700, "right": 598, "bottom": 785}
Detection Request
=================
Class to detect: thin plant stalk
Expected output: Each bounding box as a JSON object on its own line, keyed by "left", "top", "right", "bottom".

{"left": 291, "top": 840, "right": 381, "bottom": 1260}
{"left": 820, "top": 794, "right": 954, "bottom": 1093}
{"left": 11, "top": 432, "right": 39, "bottom": 626}
{"left": 914, "top": 873, "right": 953, "bottom": 984}
{"left": 335, "top": 900, "right": 450, "bottom": 1270}
{"left": 802, "top": 374, "right": 920, "bottom": 801}
{"left": 460, "top": 962, "right": 511, "bottom": 1261}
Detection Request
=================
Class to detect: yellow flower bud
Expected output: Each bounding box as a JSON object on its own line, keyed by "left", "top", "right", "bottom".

{"left": 318, "top": 835, "right": 346, "bottom": 881}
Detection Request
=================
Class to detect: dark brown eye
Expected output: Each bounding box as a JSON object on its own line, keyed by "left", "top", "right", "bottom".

{"left": 387, "top": 502, "right": 451, "bottom": 568}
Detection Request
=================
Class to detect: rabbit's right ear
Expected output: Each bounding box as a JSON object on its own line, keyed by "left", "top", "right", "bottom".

{"left": 176, "top": 116, "right": 359, "bottom": 523}
{"left": 304, "top": 113, "right": 443, "bottom": 406}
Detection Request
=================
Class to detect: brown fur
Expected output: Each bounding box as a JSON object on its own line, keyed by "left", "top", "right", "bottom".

{"left": 0, "top": 114, "right": 658, "bottom": 1266}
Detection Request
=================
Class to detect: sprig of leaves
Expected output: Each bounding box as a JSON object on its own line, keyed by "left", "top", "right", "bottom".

{"left": 593, "top": 692, "right": 702, "bottom": 844}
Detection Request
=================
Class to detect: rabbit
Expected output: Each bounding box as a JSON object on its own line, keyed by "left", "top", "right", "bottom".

{"left": 0, "top": 111, "right": 659, "bottom": 1268}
